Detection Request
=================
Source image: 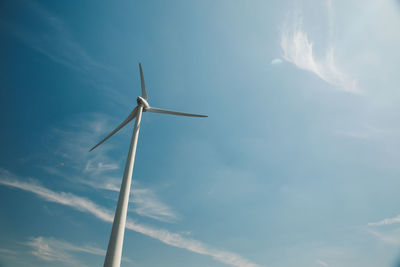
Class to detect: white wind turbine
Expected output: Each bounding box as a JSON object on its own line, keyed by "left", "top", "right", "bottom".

{"left": 90, "top": 63, "right": 207, "bottom": 267}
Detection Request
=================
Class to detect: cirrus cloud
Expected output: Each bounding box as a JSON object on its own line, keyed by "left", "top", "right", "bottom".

{"left": 0, "top": 169, "right": 262, "bottom": 267}
{"left": 280, "top": 16, "right": 358, "bottom": 93}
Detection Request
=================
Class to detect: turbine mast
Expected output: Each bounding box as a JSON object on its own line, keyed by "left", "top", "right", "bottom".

{"left": 103, "top": 106, "right": 143, "bottom": 267}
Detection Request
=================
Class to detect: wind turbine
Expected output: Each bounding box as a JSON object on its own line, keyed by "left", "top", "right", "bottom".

{"left": 90, "top": 63, "right": 207, "bottom": 267}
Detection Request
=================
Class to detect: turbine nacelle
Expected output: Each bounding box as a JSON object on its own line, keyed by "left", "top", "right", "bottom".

{"left": 137, "top": 96, "right": 150, "bottom": 110}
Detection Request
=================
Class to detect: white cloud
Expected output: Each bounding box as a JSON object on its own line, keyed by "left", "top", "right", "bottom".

{"left": 26, "top": 237, "right": 91, "bottom": 267}
{"left": 130, "top": 187, "right": 179, "bottom": 223}
{"left": 82, "top": 176, "right": 179, "bottom": 223}
{"left": 1, "top": 2, "right": 127, "bottom": 106}
{"left": 39, "top": 113, "right": 120, "bottom": 182}
{"left": 84, "top": 160, "right": 119, "bottom": 176}
{"left": 0, "top": 170, "right": 113, "bottom": 222}
{"left": 270, "top": 58, "right": 283, "bottom": 65}
{"left": 368, "top": 214, "right": 400, "bottom": 226}
{"left": 280, "top": 17, "right": 358, "bottom": 93}
{"left": 281, "top": 26, "right": 320, "bottom": 75}
{"left": 316, "top": 259, "right": 329, "bottom": 267}
{"left": 0, "top": 169, "right": 262, "bottom": 267}
{"left": 367, "top": 215, "right": 400, "bottom": 246}
{"left": 25, "top": 236, "right": 130, "bottom": 267}
{"left": 8, "top": 2, "right": 113, "bottom": 75}
{"left": 0, "top": 248, "right": 16, "bottom": 254}
{"left": 367, "top": 229, "right": 400, "bottom": 245}
{"left": 39, "top": 113, "right": 180, "bottom": 223}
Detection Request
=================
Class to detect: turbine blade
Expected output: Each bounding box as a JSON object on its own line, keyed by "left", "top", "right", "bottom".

{"left": 139, "top": 63, "right": 148, "bottom": 100}
{"left": 90, "top": 107, "right": 138, "bottom": 152}
{"left": 146, "top": 107, "right": 207, "bottom": 118}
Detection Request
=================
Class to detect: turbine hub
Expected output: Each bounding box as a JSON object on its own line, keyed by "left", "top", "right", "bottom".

{"left": 137, "top": 96, "right": 150, "bottom": 110}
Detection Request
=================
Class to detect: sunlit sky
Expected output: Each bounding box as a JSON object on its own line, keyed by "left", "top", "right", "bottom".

{"left": 2, "top": 1, "right": 400, "bottom": 266}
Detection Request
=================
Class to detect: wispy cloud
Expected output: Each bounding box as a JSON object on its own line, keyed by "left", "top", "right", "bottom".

{"left": 51, "top": 114, "right": 120, "bottom": 175}
{"left": 130, "top": 186, "right": 179, "bottom": 223}
{"left": 366, "top": 214, "right": 400, "bottom": 246}
{"left": 366, "top": 229, "right": 400, "bottom": 245}
{"left": 270, "top": 58, "right": 283, "bottom": 65}
{"left": 0, "top": 169, "right": 113, "bottom": 222}
{"left": 0, "top": 248, "right": 16, "bottom": 255}
{"left": 26, "top": 236, "right": 106, "bottom": 258}
{"left": 25, "top": 236, "right": 115, "bottom": 267}
{"left": 84, "top": 160, "right": 119, "bottom": 176}
{"left": 2, "top": 1, "right": 127, "bottom": 105}
{"left": 280, "top": 16, "right": 358, "bottom": 93}
{"left": 0, "top": 169, "right": 262, "bottom": 267}
{"left": 8, "top": 2, "right": 113, "bottom": 75}
{"left": 316, "top": 259, "right": 329, "bottom": 267}
{"left": 26, "top": 237, "right": 84, "bottom": 267}
{"left": 40, "top": 113, "right": 179, "bottom": 223}
{"left": 368, "top": 214, "right": 400, "bottom": 226}
{"left": 82, "top": 176, "right": 179, "bottom": 223}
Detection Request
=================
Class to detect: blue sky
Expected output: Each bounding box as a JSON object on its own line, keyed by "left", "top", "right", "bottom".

{"left": 1, "top": 0, "right": 400, "bottom": 266}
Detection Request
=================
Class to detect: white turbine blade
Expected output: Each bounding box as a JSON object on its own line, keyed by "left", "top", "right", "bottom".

{"left": 139, "top": 63, "right": 148, "bottom": 100}
{"left": 146, "top": 107, "right": 207, "bottom": 118}
{"left": 90, "top": 107, "right": 138, "bottom": 152}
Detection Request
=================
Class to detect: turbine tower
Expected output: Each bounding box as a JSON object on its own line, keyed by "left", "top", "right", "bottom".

{"left": 90, "top": 63, "right": 207, "bottom": 267}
